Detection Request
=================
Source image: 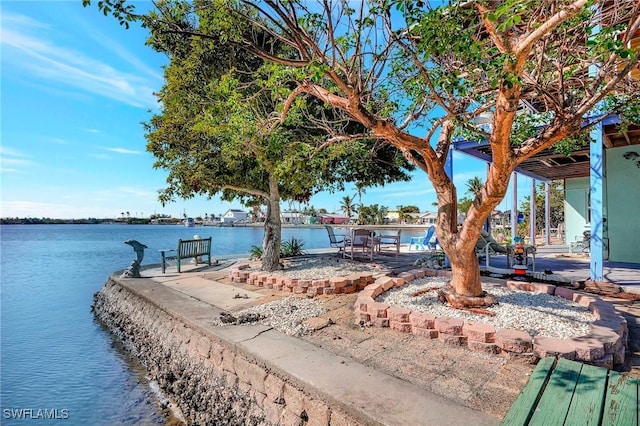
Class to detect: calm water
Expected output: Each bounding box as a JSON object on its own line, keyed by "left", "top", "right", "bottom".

{"left": 0, "top": 224, "right": 420, "bottom": 424}
{"left": 0, "top": 224, "right": 337, "bottom": 425}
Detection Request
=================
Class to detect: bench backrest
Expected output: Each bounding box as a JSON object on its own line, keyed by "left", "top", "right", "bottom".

{"left": 177, "top": 237, "right": 212, "bottom": 258}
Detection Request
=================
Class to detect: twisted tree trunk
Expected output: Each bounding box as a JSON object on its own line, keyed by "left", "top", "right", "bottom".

{"left": 261, "top": 175, "right": 282, "bottom": 272}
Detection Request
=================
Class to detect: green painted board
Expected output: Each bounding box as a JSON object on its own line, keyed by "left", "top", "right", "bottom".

{"left": 602, "top": 372, "right": 638, "bottom": 426}
{"left": 564, "top": 363, "right": 609, "bottom": 426}
{"left": 529, "top": 358, "right": 583, "bottom": 426}
{"left": 501, "top": 357, "right": 556, "bottom": 425}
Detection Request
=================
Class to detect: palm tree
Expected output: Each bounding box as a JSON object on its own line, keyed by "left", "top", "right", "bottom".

{"left": 340, "top": 196, "right": 356, "bottom": 218}
{"left": 354, "top": 182, "right": 367, "bottom": 222}
{"left": 466, "top": 177, "right": 483, "bottom": 196}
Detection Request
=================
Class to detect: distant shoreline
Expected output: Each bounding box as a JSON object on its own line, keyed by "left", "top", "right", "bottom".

{"left": 0, "top": 219, "right": 431, "bottom": 230}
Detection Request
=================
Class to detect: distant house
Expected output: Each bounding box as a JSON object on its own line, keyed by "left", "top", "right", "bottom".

{"left": 281, "top": 211, "right": 304, "bottom": 225}
{"left": 317, "top": 214, "right": 350, "bottom": 225}
{"left": 419, "top": 211, "right": 437, "bottom": 225}
{"left": 385, "top": 210, "right": 401, "bottom": 223}
{"left": 222, "top": 209, "right": 248, "bottom": 223}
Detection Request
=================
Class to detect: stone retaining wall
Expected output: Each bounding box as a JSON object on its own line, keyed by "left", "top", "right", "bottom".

{"left": 93, "top": 277, "right": 363, "bottom": 425}
{"left": 228, "top": 264, "right": 629, "bottom": 370}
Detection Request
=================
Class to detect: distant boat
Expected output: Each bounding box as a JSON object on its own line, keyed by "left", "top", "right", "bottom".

{"left": 184, "top": 218, "right": 195, "bottom": 227}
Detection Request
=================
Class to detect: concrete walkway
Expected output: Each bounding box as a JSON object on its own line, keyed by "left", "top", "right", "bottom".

{"left": 128, "top": 265, "right": 500, "bottom": 425}
{"left": 131, "top": 245, "right": 638, "bottom": 425}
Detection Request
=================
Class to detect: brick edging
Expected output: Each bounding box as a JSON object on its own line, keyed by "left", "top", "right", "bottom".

{"left": 228, "top": 257, "right": 389, "bottom": 295}
{"left": 228, "top": 263, "right": 628, "bottom": 369}
{"left": 354, "top": 270, "right": 628, "bottom": 368}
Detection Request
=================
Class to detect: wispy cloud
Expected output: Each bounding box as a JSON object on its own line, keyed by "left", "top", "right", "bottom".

{"left": 89, "top": 153, "right": 113, "bottom": 160}
{"left": 0, "top": 146, "right": 29, "bottom": 157}
{"left": 73, "top": 12, "right": 163, "bottom": 83}
{"left": 0, "top": 147, "right": 36, "bottom": 173}
{"left": 104, "top": 147, "right": 143, "bottom": 155}
{"left": 48, "top": 137, "right": 71, "bottom": 145}
{"left": 1, "top": 11, "right": 161, "bottom": 109}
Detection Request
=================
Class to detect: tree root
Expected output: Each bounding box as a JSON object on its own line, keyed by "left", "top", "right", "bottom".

{"left": 437, "top": 285, "right": 498, "bottom": 308}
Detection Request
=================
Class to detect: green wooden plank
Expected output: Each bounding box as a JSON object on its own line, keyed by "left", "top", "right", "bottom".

{"left": 602, "top": 373, "right": 638, "bottom": 426}
{"left": 501, "top": 357, "right": 556, "bottom": 426}
{"left": 529, "top": 358, "right": 582, "bottom": 426}
{"left": 564, "top": 363, "right": 609, "bottom": 426}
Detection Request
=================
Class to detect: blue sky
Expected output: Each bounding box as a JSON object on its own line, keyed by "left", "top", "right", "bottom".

{"left": 0, "top": 1, "right": 532, "bottom": 220}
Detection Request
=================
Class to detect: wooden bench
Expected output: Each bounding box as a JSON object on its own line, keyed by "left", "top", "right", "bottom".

{"left": 501, "top": 357, "right": 638, "bottom": 425}
{"left": 160, "top": 237, "right": 213, "bottom": 273}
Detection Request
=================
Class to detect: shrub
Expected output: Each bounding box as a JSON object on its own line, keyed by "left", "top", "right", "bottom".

{"left": 280, "top": 237, "right": 306, "bottom": 257}
{"left": 249, "top": 245, "right": 263, "bottom": 260}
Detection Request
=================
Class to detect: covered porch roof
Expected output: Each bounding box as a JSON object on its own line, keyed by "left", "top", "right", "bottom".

{"left": 453, "top": 116, "right": 640, "bottom": 182}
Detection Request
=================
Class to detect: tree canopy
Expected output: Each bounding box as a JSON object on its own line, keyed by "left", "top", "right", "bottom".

{"left": 85, "top": 0, "right": 640, "bottom": 304}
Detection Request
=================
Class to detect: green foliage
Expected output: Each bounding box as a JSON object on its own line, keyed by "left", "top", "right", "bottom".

{"left": 465, "top": 177, "right": 483, "bottom": 196}
{"left": 339, "top": 196, "right": 356, "bottom": 217}
{"left": 249, "top": 245, "right": 263, "bottom": 260}
{"left": 280, "top": 238, "right": 306, "bottom": 258}
{"left": 518, "top": 181, "right": 565, "bottom": 235}
{"left": 358, "top": 204, "right": 388, "bottom": 225}
{"left": 398, "top": 205, "right": 420, "bottom": 213}
{"left": 84, "top": 0, "right": 640, "bottom": 291}
{"left": 140, "top": 7, "right": 413, "bottom": 210}
{"left": 552, "top": 131, "right": 592, "bottom": 156}
{"left": 457, "top": 197, "right": 473, "bottom": 215}
{"left": 397, "top": 205, "right": 420, "bottom": 223}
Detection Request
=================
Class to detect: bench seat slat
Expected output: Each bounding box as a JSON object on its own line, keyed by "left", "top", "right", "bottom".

{"left": 501, "top": 357, "right": 556, "bottom": 426}
{"left": 529, "top": 358, "right": 583, "bottom": 426}
{"left": 602, "top": 372, "right": 638, "bottom": 426}
{"left": 564, "top": 363, "right": 609, "bottom": 426}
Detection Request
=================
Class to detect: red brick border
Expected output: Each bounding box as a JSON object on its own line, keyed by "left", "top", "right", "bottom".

{"left": 228, "top": 262, "right": 628, "bottom": 369}
{"left": 352, "top": 273, "right": 628, "bottom": 368}
{"left": 227, "top": 258, "right": 387, "bottom": 295}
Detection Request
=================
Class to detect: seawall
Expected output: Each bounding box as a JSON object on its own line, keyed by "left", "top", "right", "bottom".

{"left": 94, "top": 274, "right": 497, "bottom": 425}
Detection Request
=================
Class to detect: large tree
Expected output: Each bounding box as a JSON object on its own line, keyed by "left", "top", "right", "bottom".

{"left": 126, "top": 3, "right": 414, "bottom": 271}
{"left": 87, "top": 0, "right": 640, "bottom": 305}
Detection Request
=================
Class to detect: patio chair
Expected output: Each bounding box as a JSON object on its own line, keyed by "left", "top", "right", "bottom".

{"left": 377, "top": 229, "right": 401, "bottom": 257}
{"left": 475, "top": 231, "right": 508, "bottom": 258}
{"left": 569, "top": 230, "right": 590, "bottom": 254}
{"left": 474, "top": 230, "right": 508, "bottom": 268}
{"left": 409, "top": 226, "right": 437, "bottom": 251}
{"left": 325, "top": 225, "right": 350, "bottom": 253}
{"left": 344, "top": 228, "right": 377, "bottom": 260}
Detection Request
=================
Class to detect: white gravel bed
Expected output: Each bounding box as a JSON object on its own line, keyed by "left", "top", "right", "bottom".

{"left": 249, "top": 258, "right": 379, "bottom": 280}
{"left": 377, "top": 277, "right": 595, "bottom": 339}
{"left": 213, "top": 297, "right": 326, "bottom": 336}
